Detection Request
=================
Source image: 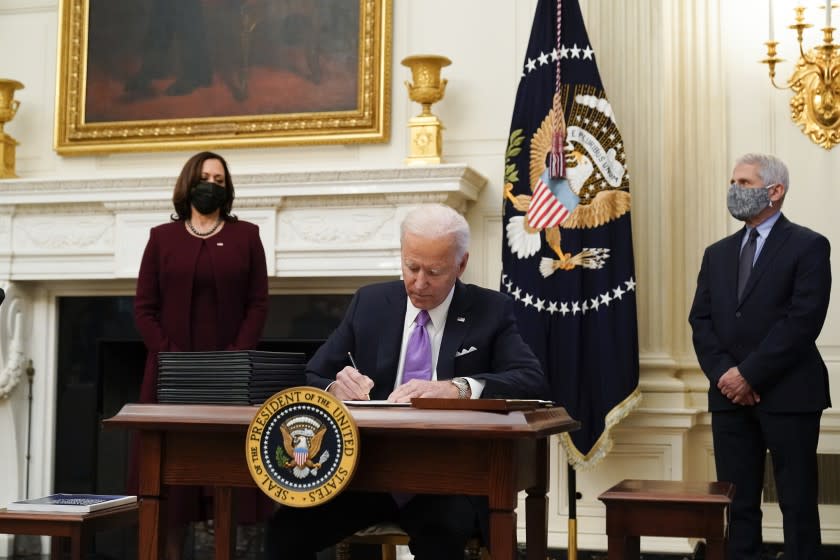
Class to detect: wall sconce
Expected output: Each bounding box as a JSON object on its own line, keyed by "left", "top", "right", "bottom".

{"left": 761, "top": 2, "right": 839, "bottom": 149}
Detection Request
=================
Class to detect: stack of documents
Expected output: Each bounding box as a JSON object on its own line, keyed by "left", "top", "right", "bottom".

{"left": 157, "top": 350, "right": 306, "bottom": 405}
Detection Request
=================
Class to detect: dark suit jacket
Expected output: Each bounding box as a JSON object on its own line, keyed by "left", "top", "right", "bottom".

{"left": 306, "top": 279, "right": 549, "bottom": 400}
{"left": 134, "top": 219, "right": 268, "bottom": 402}
{"left": 689, "top": 213, "right": 831, "bottom": 412}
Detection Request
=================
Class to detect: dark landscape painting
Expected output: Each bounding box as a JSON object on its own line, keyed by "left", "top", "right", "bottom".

{"left": 84, "top": 0, "right": 360, "bottom": 122}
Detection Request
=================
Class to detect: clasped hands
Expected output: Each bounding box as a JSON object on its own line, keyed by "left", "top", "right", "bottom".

{"left": 328, "top": 366, "right": 460, "bottom": 402}
{"left": 717, "top": 367, "right": 761, "bottom": 406}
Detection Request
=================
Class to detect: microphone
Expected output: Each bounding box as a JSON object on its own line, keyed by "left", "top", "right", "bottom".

{"left": 0, "top": 288, "right": 4, "bottom": 306}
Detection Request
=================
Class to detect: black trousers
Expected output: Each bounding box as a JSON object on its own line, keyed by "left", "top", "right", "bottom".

{"left": 712, "top": 408, "right": 822, "bottom": 560}
{"left": 264, "top": 491, "right": 479, "bottom": 560}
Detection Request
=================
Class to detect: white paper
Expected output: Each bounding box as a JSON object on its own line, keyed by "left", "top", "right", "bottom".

{"left": 343, "top": 400, "right": 410, "bottom": 407}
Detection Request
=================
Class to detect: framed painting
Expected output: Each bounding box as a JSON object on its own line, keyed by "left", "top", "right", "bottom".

{"left": 54, "top": 0, "right": 391, "bottom": 154}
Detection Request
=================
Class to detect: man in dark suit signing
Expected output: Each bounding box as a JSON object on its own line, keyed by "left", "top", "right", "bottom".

{"left": 265, "top": 203, "right": 549, "bottom": 560}
{"left": 689, "top": 153, "right": 831, "bottom": 560}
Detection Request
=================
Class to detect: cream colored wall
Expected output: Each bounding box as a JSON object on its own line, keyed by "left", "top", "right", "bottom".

{"left": 1, "top": 0, "right": 839, "bottom": 554}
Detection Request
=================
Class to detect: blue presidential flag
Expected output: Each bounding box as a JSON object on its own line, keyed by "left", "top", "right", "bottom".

{"left": 501, "top": 0, "right": 640, "bottom": 467}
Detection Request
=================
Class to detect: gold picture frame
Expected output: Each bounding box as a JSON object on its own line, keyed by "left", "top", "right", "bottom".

{"left": 54, "top": 0, "right": 391, "bottom": 155}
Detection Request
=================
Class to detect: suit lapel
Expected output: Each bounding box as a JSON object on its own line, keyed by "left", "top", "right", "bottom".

{"left": 438, "top": 281, "right": 469, "bottom": 380}
{"left": 738, "top": 214, "right": 793, "bottom": 306}
{"left": 377, "top": 282, "right": 407, "bottom": 378}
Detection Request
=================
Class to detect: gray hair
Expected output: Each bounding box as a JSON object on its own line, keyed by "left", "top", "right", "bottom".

{"left": 400, "top": 204, "right": 470, "bottom": 260}
{"left": 735, "top": 153, "right": 789, "bottom": 194}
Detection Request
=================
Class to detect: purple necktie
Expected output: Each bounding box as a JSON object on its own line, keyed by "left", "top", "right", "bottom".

{"left": 392, "top": 310, "right": 432, "bottom": 508}
{"left": 402, "top": 310, "right": 432, "bottom": 383}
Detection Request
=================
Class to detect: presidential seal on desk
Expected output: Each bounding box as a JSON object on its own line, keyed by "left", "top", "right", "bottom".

{"left": 246, "top": 387, "right": 359, "bottom": 507}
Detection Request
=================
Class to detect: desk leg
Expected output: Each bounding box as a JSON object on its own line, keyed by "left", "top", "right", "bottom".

{"left": 214, "top": 486, "right": 235, "bottom": 560}
{"left": 487, "top": 440, "right": 520, "bottom": 560}
{"left": 69, "top": 525, "right": 85, "bottom": 560}
{"left": 50, "top": 536, "right": 64, "bottom": 559}
{"left": 607, "top": 535, "right": 640, "bottom": 560}
{"left": 525, "top": 438, "right": 548, "bottom": 560}
{"left": 138, "top": 497, "right": 163, "bottom": 560}
{"left": 489, "top": 510, "right": 517, "bottom": 560}
{"left": 138, "top": 432, "right": 164, "bottom": 560}
{"left": 705, "top": 537, "right": 726, "bottom": 560}
{"left": 488, "top": 440, "right": 518, "bottom": 560}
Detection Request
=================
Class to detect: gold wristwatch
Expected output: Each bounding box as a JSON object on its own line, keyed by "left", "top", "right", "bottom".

{"left": 451, "top": 377, "right": 471, "bottom": 399}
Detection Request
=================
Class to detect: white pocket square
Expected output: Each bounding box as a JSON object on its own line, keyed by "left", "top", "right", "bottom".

{"left": 455, "top": 346, "right": 477, "bottom": 358}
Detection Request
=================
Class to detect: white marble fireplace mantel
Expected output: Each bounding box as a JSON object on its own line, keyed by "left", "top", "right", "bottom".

{"left": 0, "top": 164, "right": 488, "bottom": 280}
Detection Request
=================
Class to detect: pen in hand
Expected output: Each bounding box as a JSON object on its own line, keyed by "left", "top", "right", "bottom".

{"left": 347, "top": 352, "right": 372, "bottom": 400}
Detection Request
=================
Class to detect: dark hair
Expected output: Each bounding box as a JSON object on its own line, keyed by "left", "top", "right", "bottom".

{"left": 171, "top": 151, "right": 238, "bottom": 221}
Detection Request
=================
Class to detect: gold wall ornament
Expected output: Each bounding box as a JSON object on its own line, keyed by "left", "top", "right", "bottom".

{"left": 761, "top": 3, "right": 840, "bottom": 149}
{"left": 0, "top": 79, "right": 24, "bottom": 178}
{"left": 401, "top": 54, "right": 451, "bottom": 165}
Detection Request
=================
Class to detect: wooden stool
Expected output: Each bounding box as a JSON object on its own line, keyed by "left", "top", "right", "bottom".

{"left": 598, "top": 479, "right": 734, "bottom": 560}
{"left": 335, "top": 523, "right": 487, "bottom": 560}
{"left": 0, "top": 503, "right": 138, "bottom": 560}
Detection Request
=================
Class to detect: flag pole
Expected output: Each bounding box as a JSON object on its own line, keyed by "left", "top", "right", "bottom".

{"left": 567, "top": 463, "right": 578, "bottom": 560}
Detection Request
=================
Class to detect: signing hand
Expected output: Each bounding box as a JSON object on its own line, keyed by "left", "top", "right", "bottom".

{"left": 387, "top": 379, "right": 459, "bottom": 403}
{"left": 327, "top": 366, "right": 375, "bottom": 401}
{"left": 717, "top": 367, "right": 760, "bottom": 406}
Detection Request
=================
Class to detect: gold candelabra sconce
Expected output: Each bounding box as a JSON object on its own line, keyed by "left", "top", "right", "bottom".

{"left": 0, "top": 78, "right": 24, "bottom": 178}
{"left": 401, "top": 54, "right": 451, "bottom": 165}
{"left": 761, "top": 2, "right": 840, "bottom": 149}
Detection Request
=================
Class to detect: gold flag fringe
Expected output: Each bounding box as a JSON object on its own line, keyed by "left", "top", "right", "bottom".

{"left": 560, "top": 386, "right": 642, "bottom": 470}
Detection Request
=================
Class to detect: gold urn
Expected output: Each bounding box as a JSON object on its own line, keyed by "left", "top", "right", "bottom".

{"left": 401, "top": 55, "right": 451, "bottom": 165}
{"left": 0, "top": 79, "right": 24, "bottom": 178}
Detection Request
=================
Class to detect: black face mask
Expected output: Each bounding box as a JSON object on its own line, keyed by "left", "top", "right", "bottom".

{"left": 190, "top": 181, "right": 227, "bottom": 215}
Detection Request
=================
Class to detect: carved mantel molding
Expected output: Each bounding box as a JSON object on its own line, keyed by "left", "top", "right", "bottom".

{"left": 0, "top": 164, "right": 487, "bottom": 280}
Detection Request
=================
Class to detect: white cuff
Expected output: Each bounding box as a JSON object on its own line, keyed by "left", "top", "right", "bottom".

{"left": 463, "top": 377, "right": 485, "bottom": 399}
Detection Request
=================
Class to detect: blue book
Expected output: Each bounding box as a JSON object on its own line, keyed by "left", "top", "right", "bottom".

{"left": 6, "top": 493, "right": 136, "bottom": 513}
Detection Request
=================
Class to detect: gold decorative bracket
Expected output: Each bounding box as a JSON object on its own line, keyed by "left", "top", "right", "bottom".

{"left": 761, "top": 5, "right": 840, "bottom": 149}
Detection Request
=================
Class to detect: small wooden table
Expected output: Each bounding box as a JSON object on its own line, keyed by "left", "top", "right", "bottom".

{"left": 598, "top": 479, "right": 734, "bottom": 560}
{"left": 0, "top": 503, "right": 138, "bottom": 560}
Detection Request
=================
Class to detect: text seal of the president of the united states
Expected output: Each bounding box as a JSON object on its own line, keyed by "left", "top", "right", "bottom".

{"left": 246, "top": 387, "right": 359, "bottom": 507}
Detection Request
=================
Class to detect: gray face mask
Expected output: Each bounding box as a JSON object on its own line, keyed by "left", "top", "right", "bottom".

{"left": 727, "top": 183, "right": 772, "bottom": 221}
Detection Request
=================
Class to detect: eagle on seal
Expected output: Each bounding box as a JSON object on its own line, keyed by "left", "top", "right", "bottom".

{"left": 280, "top": 423, "right": 328, "bottom": 479}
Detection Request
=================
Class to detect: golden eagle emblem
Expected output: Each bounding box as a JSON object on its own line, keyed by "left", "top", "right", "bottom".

{"left": 280, "top": 416, "right": 329, "bottom": 479}
{"left": 504, "top": 85, "right": 631, "bottom": 275}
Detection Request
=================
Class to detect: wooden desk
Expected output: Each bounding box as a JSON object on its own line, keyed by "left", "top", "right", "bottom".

{"left": 105, "top": 403, "right": 578, "bottom": 560}
{"left": 0, "top": 503, "right": 138, "bottom": 560}
{"left": 598, "top": 479, "right": 735, "bottom": 560}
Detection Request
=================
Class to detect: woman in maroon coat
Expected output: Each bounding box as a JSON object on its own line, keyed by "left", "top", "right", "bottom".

{"left": 134, "top": 151, "right": 269, "bottom": 559}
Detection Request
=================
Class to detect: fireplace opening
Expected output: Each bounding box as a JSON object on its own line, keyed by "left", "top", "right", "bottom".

{"left": 53, "top": 293, "right": 352, "bottom": 558}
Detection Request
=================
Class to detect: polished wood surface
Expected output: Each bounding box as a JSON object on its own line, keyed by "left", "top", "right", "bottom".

{"left": 598, "top": 479, "right": 734, "bottom": 560}
{"left": 0, "top": 503, "right": 138, "bottom": 560}
{"left": 599, "top": 479, "right": 735, "bottom": 504}
{"left": 105, "top": 403, "right": 576, "bottom": 436}
{"left": 105, "top": 403, "right": 578, "bottom": 560}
